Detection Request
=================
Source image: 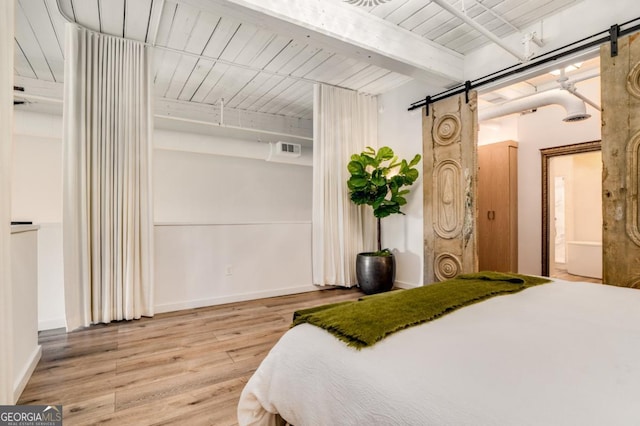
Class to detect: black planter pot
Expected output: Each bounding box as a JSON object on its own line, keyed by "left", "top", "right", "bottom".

{"left": 356, "top": 253, "right": 395, "bottom": 295}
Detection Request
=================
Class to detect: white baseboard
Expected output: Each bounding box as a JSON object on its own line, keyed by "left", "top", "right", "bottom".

{"left": 154, "top": 284, "right": 321, "bottom": 314}
{"left": 394, "top": 280, "right": 420, "bottom": 289}
{"left": 37, "top": 286, "right": 332, "bottom": 327}
{"left": 14, "top": 345, "right": 42, "bottom": 404}
{"left": 39, "top": 317, "right": 67, "bottom": 331}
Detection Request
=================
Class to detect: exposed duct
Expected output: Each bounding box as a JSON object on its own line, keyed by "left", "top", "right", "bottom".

{"left": 478, "top": 88, "right": 591, "bottom": 122}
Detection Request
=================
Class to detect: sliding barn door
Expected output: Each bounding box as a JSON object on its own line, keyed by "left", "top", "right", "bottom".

{"left": 423, "top": 93, "right": 478, "bottom": 283}
{"left": 602, "top": 33, "right": 640, "bottom": 288}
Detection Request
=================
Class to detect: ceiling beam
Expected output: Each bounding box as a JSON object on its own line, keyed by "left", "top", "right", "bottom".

{"left": 146, "top": 0, "right": 166, "bottom": 45}
{"left": 178, "top": 0, "right": 464, "bottom": 86}
{"left": 430, "top": 0, "right": 526, "bottom": 62}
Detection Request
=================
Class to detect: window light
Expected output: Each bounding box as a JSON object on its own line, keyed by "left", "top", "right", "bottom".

{"left": 549, "top": 62, "right": 584, "bottom": 76}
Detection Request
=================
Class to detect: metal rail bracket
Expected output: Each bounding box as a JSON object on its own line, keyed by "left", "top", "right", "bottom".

{"left": 610, "top": 24, "right": 620, "bottom": 57}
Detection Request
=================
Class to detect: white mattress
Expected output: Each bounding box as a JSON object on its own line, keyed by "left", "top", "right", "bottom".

{"left": 237, "top": 280, "right": 640, "bottom": 425}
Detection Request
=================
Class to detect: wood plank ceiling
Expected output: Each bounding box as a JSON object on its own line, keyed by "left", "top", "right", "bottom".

{"left": 14, "top": 0, "right": 580, "bottom": 123}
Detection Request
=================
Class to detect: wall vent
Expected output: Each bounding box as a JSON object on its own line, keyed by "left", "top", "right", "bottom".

{"left": 275, "top": 141, "right": 301, "bottom": 157}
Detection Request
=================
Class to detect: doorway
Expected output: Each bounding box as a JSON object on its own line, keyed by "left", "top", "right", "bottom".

{"left": 541, "top": 141, "right": 602, "bottom": 282}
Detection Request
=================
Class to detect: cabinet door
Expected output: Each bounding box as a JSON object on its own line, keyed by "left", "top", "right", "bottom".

{"left": 478, "top": 144, "right": 496, "bottom": 270}
{"left": 478, "top": 142, "right": 517, "bottom": 272}
{"left": 490, "top": 145, "right": 512, "bottom": 271}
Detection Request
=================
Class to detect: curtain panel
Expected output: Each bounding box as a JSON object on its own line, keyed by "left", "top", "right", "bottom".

{"left": 63, "top": 24, "right": 154, "bottom": 330}
{"left": 312, "top": 84, "right": 377, "bottom": 287}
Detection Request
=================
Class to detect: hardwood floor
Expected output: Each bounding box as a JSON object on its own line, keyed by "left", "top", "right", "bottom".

{"left": 550, "top": 266, "right": 602, "bottom": 284}
{"left": 18, "top": 287, "right": 364, "bottom": 425}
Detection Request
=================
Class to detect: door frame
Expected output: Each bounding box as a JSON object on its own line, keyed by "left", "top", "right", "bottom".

{"left": 540, "top": 140, "right": 601, "bottom": 276}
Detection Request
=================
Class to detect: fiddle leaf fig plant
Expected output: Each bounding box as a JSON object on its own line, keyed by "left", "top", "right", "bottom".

{"left": 347, "top": 146, "right": 421, "bottom": 253}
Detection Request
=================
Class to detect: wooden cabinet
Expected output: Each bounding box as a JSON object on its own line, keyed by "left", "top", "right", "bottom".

{"left": 478, "top": 141, "right": 518, "bottom": 272}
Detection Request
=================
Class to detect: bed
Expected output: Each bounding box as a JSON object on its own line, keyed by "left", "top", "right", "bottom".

{"left": 237, "top": 278, "right": 640, "bottom": 426}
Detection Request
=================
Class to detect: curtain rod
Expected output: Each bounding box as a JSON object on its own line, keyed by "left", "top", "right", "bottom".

{"left": 407, "top": 16, "right": 640, "bottom": 113}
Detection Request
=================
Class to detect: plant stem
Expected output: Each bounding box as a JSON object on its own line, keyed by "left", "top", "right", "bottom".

{"left": 377, "top": 218, "right": 382, "bottom": 252}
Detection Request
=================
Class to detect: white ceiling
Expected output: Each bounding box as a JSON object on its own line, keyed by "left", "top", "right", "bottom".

{"left": 352, "top": 0, "right": 577, "bottom": 54}
{"left": 13, "top": 0, "right": 584, "bottom": 130}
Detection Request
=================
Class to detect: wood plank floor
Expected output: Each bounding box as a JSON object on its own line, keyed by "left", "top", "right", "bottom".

{"left": 550, "top": 266, "right": 602, "bottom": 284}
{"left": 18, "top": 287, "right": 364, "bottom": 425}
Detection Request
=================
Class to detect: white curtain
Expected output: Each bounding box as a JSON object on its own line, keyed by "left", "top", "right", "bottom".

{"left": 63, "top": 24, "right": 154, "bottom": 331}
{"left": 0, "top": 0, "right": 15, "bottom": 404}
{"left": 312, "top": 84, "right": 377, "bottom": 287}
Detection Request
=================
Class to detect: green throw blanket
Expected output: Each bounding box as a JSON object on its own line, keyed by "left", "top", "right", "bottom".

{"left": 292, "top": 272, "right": 551, "bottom": 349}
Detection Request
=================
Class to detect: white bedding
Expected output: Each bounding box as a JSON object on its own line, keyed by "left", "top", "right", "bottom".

{"left": 237, "top": 280, "right": 640, "bottom": 425}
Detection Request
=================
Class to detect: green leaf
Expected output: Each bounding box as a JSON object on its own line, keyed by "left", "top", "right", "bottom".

{"left": 387, "top": 156, "right": 400, "bottom": 169}
{"left": 374, "top": 203, "right": 402, "bottom": 218}
{"left": 364, "top": 146, "right": 376, "bottom": 155}
{"left": 361, "top": 154, "right": 377, "bottom": 168}
{"left": 391, "top": 175, "right": 405, "bottom": 187}
{"left": 348, "top": 176, "right": 368, "bottom": 188}
{"left": 408, "top": 154, "right": 422, "bottom": 167}
{"left": 371, "top": 169, "right": 386, "bottom": 187}
{"left": 376, "top": 146, "right": 394, "bottom": 162}
{"left": 404, "top": 168, "right": 419, "bottom": 184}
{"left": 393, "top": 196, "right": 407, "bottom": 206}
{"left": 347, "top": 160, "right": 365, "bottom": 176}
{"left": 373, "top": 206, "right": 393, "bottom": 218}
{"left": 372, "top": 177, "right": 386, "bottom": 187}
{"left": 350, "top": 190, "right": 369, "bottom": 205}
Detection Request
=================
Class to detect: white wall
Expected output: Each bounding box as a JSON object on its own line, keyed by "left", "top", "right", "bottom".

{"left": 154, "top": 148, "right": 312, "bottom": 224}
{"left": 378, "top": 80, "right": 447, "bottom": 288}
{"left": 153, "top": 147, "right": 315, "bottom": 312}
{"left": 12, "top": 111, "right": 315, "bottom": 329}
{"left": 478, "top": 115, "right": 518, "bottom": 146}
{"left": 572, "top": 152, "right": 602, "bottom": 242}
{"left": 155, "top": 223, "right": 312, "bottom": 312}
